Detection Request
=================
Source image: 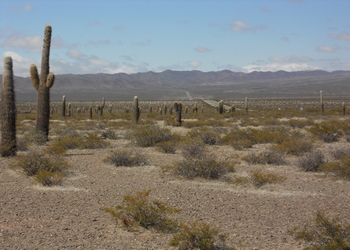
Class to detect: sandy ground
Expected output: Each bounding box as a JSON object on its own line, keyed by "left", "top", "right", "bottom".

{"left": 1, "top": 131, "right": 350, "bottom": 250}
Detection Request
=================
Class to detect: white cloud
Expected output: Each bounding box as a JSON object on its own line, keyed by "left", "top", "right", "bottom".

{"left": 230, "top": 20, "right": 267, "bottom": 32}
{"left": 316, "top": 45, "right": 339, "bottom": 53}
{"left": 195, "top": 47, "right": 211, "bottom": 53}
{"left": 331, "top": 33, "right": 350, "bottom": 41}
{"left": 1, "top": 35, "right": 42, "bottom": 52}
{"left": 270, "top": 56, "right": 313, "bottom": 63}
{"left": 242, "top": 63, "right": 321, "bottom": 72}
{"left": 1, "top": 51, "right": 36, "bottom": 76}
{"left": 67, "top": 49, "right": 84, "bottom": 59}
{"left": 189, "top": 60, "right": 201, "bottom": 69}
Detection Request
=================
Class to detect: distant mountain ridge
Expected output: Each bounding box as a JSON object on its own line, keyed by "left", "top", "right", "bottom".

{"left": 2, "top": 69, "right": 350, "bottom": 101}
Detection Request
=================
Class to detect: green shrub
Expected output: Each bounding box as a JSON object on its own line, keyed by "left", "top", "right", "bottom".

{"left": 172, "top": 153, "right": 234, "bottom": 180}
{"left": 320, "top": 155, "right": 350, "bottom": 180}
{"left": 82, "top": 133, "right": 110, "bottom": 149}
{"left": 271, "top": 136, "right": 314, "bottom": 156}
{"left": 132, "top": 125, "right": 172, "bottom": 147}
{"left": 288, "top": 118, "right": 315, "bottom": 128}
{"left": 288, "top": 210, "right": 350, "bottom": 250}
{"left": 21, "top": 129, "right": 47, "bottom": 145}
{"left": 297, "top": 150, "right": 325, "bottom": 172}
{"left": 104, "top": 149, "right": 147, "bottom": 167}
{"left": 51, "top": 137, "right": 84, "bottom": 149}
{"left": 169, "top": 220, "right": 233, "bottom": 250}
{"left": 9, "top": 151, "right": 69, "bottom": 186}
{"left": 243, "top": 151, "right": 286, "bottom": 165}
{"left": 104, "top": 190, "right": 180, "bottom": 233}
{"left": 101, "top": 129, "right": 118, "bottom": 140}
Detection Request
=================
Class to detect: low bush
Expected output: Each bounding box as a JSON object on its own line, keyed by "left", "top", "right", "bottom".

{"left": 244, "top": 151, "right": 286, "bottom": 165}
{"left": 308, "top": 120, "right": 343, "bottom": 143}
{"left": 181, "top": 139, "right": 207, "bottom": 158}
{"left": 297, "top": 150, "right": 325, "bottom": 172}
{"left": 172, "top": 153, "right": 234, "bottom": 180}
{"left": 21, "top": 129, "right": 47, "bottom": 145}
{"left": 288, "top": 118, "right": 315, "bottom": 128}
{"left": 169, "top": 220, "right": 233, "bottom": 250}
{"left": 51, "top": 137, "right": 84, "bottom": 149}
{"left": 82, "top": 133, "right": 110, "bottom": 149}
{"left": 271, "top": 136, "right": 314, "bottom": 156}
{"left": 156, "top": 141, "right": 177, "bottom": 154}
{"left": 230, "top": 170, "right": 286, "bottom": 188}
{"left": 188, "top": 127, "right": 222, "bottom": 145}
{"left": 104, "top": 149, "right": 147, "bottom": 167}
{"left": 101, "top": 129, "right": 118, "bottom": 140}
{"left": 9, "top": 151, "right": 69, "bottom": 186}
{"left": 288, "top": 210, "right": 350, "bottom": 250}
{"left": 319, "top": 155, "right": 350, "bottom": 180}
{"left": 104, "top": 189, "right": 180, "bottom": 233}
{"left": 132, "top": 125, "right": 172, "bottom": 147}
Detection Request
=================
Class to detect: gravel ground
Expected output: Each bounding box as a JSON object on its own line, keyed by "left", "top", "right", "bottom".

{"left": 1, "top": 135, "right": 350, "bottom": 250}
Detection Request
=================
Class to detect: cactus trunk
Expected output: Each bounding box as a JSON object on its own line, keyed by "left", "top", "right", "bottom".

{"left": 218, "top": 100, "right": 224, "bottom": 114}
{"left": 1, "top": 56, "right": 17, "bottom": 157}
{"left": 62, "top": 95, "right": 66, "bottom": 117}
{"left": 31, "top": 25, "right": 55, "bottom": 140}
{"left": 174, "top": 102, "right": 182, "bottom": 126}
{"left": 134, "top": 96, "right": 140, "bottom": 124}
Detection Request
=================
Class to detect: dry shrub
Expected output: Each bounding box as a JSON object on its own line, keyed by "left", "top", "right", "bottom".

{"left": 288, "top": 118, "right": 315, "bottom": 128}
{"left": 271, "top": 136, "right": 314, "bottom": 156}
{"left": 182, "top": 119, "right": 225, "bottom": 128}
{"left": 288, "top": 210, "right": 350, "bottom": 250}
{"left": 9, "top": 151, "right": 69, "bottom": 186}
{"left": 52, "top": 137, "right": 83, "bottom": 149}
{"left": 308, "top": 120, "right": 344, "bottom": 143}
{"left": 104, "top": 190, "right": 180, "bottom": 233}
{"left": 169, "top": 220, "right": 233, "bottom": 250}
{"left": 297, "top": 150, "right": 325, "bottom": 172}
{"left": 82, "top": 133, "right": 110, "bottom": 149}
{"left": 181, "top": 139, "right": 207, "bottom": 158}
{"left": 132, "top": 125, "right": 172, "bottom": 147}
{"left": 188, "top": 127, "right": 222, "bottom": 145}
{"left": 230, "top": 170, "right": 286, "bottom": 188}
{"left": 21, "top": 128, "right": 47, "bottom": 145}
{"left": 320, "top": 155, "right": 350, "bottom": 180}
{"left": 156, "top": 141, "right": 177, "bottom": 154}
{"left": 104, "top": 148, "right": 147, "bottom": 167}
{"left": 173, "top": 153, "right": 234, "bottom": 180}
{"left": 244, "top": 151, "right": 286, "bottom": 165}
{"left": 101, "top": 129, "right": 118, "bottom": 139}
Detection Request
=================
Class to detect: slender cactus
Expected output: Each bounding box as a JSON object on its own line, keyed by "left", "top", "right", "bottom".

{"left": 89, "top": 105, "right": 92, "bottom": 119}
{"left": 174, "top": 102, "right": 182, "bottom": 126}
{"left": 30, "top": 25, "right": 55, "bottom": 140}
{"left": 99, "top": 97, "right": 105, "bottom": 116}
{"left": 1, "top": 56, "right": 16, "bottom": 157}
{"left": 342, "top": 102, "right": 346, "bottom": 115}
{"left": 244, "top": 97, "right": 248, "bottom": 114}
{"left": 134, "top": 96, "right": 140, "bottom": 124}
{"left": 320, "top": 90, "right": 324, "bottom": 114}
{"left": 62, "top": 95, "right": 66, "bottom": 117}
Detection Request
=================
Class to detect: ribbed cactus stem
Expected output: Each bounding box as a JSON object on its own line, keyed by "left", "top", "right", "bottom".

{"left": 1, "top": 56, "right": 17, "bottom": 157}
{"left": 245, "top": 97, "right": 248, "bottom": 113}
{"left": 99, "top": 97, "right": 105, "bottom": 116}
{"left": 89, "top": 105, "right": 92, "bottom": 118}
{"left": 134, "top": 96, "right": 140, "bottom": 124}
{"left": 218, "top": 100, "right": 224, "bottom": 114}
{"left": 320, "top": 90, "right": 324, "bottom": 114}
{"left": 342, "top": 102, "right": 346, "bottom": 115}
{"left": 62, "top": 95, "right": 66, "bottom": 117}
{"left": 174, "top": 102, "right": 182, "bottom": 126}
{"left": 31, "top": 25, "right": 55, "bottom": 139}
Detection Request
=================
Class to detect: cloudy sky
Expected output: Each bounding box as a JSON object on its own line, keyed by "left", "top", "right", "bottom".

{"left": 1, "top": 0, "right": 349, "bottom": 77}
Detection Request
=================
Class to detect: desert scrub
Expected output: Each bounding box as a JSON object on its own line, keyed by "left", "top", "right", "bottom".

{"left": 243, "top": 151, "right": 286, "bottom": 165}
{"left": 222, "top": 127, "right": 285, "bottom": 150}
{"left": 169, "top": 220, "right": 233, "bottom": 250}
{"left": 181, "top": 139, "right": 207, "bottom": 158}
{"left": 182, "top": 119, "right": 226, "bottom": 128}
{"left": 319, "top": 154, "right": 350, "bottom": 180}
{"left": 230, "top": 170, "right": 286, "bottom": 188}
{"left": 9, "top": 150, "right": 69, "bottom": 186}
{"left": 172, "top": 153, "right": 234, "bottom": 180}
{"left": 271, "top": 132, "right": 314, "bottom": 156}
{"left": 104, "top": 148, "right": 147, "bottom": 167}
{"left": 188, "top": 127, "right": 222, "bottom": 145}
{"left": 156, "top": 141, "right": 177, "bottom": 154}
{"left": 297, "top": 150, "right": 325, "bottom": 172}
{"left": 288, "top": 210, "right": 350, "bottom": 250}
{"left": 21, "top": 128, "right": 48, "bottom": 146}
{"left": 101, "top": 129, "right": 118, "bottom": 139}
{"left": 132, "top": 125, "right": 172, "bottom": 147}
{"left": 104, "top": 189, "right": 180, "bottom": 233}
{"left": 308, "top": 120, "right": 344, "bottom": 143}
{"left": 288, "top": 118, "right": 315, "bottom": 128}
{"left": 51, "top": 137, "right": 84, "bottom": 149}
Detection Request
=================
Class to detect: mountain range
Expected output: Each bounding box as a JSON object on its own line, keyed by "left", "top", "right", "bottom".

{"left": 2, "top": 69, "right": 350, "bottom": 101}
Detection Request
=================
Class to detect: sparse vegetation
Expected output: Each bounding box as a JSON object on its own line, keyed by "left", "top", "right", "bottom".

{"left": 230, "top": 170, "right": 286, "bottom": 188}
{"left": 288, "top": 210, "right": 350, "bottom": 250}
{"left": 243, "top": 151, "right": 286, "bottom": 165}
{"left": 297, "top": 150, "right": 325, "bottom": 172}
{"left": 104, "top": 190, "right": 180, "bottom": 233}
{"left": 104, "top": 148, "right": 147, "bottom": 167}
{"left": 132, "top": 125, "right": 172, "bottom": 147}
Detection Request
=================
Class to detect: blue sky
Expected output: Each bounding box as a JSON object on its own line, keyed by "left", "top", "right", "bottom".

{"left": 1, "top": 0, "right": 349, "bottom": 77}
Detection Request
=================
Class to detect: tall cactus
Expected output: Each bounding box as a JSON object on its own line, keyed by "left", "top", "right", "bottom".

{"left": 98, "top": 97, "right": 105, "bottom": 116}
{"left": 62, "top": 95, "right": 66, "bottom": 117}
{"left": 1, "top": 56, "right": 17, "bottom": 157}
{"left": 320, "top": 90, "right": 324, "bottom": 114}
{"left": 30, "top": 25, "right": 55, "bottom": 140}
{"left": 134, "top": 96, "right": 140, "bottom": 124}
{"left": 218, "top": 100, "right": 224, "bottom": 114}
{"left": 174, "top": 102, "right": 182, "bottom": 126}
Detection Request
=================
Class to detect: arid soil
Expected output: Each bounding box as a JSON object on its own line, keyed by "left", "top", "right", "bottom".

{"left": 1, "top": 125, "right": 350, "bottom": 250}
